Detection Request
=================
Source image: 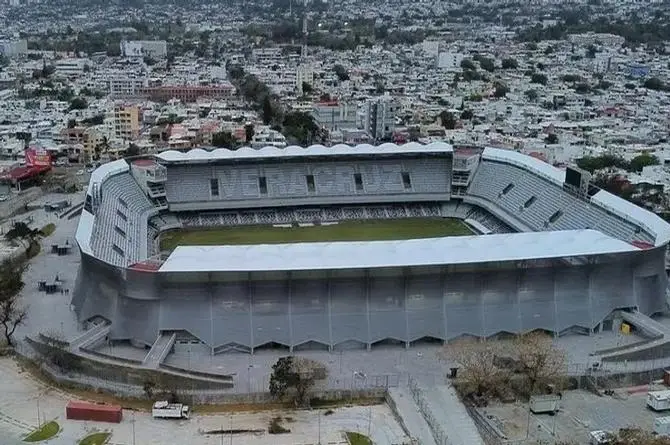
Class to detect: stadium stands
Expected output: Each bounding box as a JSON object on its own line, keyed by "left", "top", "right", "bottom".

{"left": 176, "top": 203, "right": 444, "bottom": 230}
{"left": 164, "top": 158, "right": 452, "bottom": 207}
{"left": 89, "top": 172, "right": 155, "bottom": 266}
{"left": 467, "top": 159, "right": 656, "bottom": 244}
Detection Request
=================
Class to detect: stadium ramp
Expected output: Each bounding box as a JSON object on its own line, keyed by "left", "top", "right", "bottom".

{"left": 142, "top": 332, "right": 177, "bottom": 368}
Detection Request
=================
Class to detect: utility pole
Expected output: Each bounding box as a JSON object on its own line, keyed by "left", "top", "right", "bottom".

{"left": 317, "top": 411, "right": 321, "bottom": 445}
{"left": 131, "top": 411, "right": 136, "bottom": 445}
{"left": 367, "top": 405, "right": 372, "bottom": 438}
{"left": 36, "top": 395, "right": 40, "bottom": 428}
{"left": 229, "top": 414, "right": 233, "bottom": 445}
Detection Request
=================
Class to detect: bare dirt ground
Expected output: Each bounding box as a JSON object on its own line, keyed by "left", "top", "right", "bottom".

{"left": 0, "top": 357, "right": 409, "bottom": 445}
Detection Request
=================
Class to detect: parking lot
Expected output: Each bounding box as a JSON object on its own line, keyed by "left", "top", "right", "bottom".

{"left": 479, "top": 387, "right": 666, "bottom": 444}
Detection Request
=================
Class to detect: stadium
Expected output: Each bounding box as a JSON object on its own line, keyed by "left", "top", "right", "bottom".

{"left": 72, "top": 142, "right": 670, "bottom": 354}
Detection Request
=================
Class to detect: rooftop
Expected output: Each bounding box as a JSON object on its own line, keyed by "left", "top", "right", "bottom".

{"left": 156, "top": 141, "right": 453, "bottom": 163}
{"left": 158, "top": 229, "right": 638, "bottom": 273}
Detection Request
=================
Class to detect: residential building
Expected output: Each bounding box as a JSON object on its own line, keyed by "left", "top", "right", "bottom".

{"left": 120, "top": 40, "right": 168, "bottom": 59}
{"left": 138, "top": 84, "right": 235, "bottom": 103}
{"left": 437, "top": 52, "right": 464, "bottom": 70}
{"left": 312, "top": 100, "right": 358, "bottom": 131}
{"left": 364, "top": 95, "right": 399, "bottom": 141}
{"left": 0, "top": 39, "right": 27, "bottom": 58}
{"left": 114, "top": 104, "right": 140, "bottom": 140}
{"left": 109, "top": 75, "right": 149, "bottom": 98}
{"left": 55, "top": 58, "right": 89, "bottom": 78}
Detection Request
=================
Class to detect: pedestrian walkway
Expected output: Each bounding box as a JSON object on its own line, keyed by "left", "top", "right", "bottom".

{"left": 143, "top": 332, "right": 177, "bottom": 368}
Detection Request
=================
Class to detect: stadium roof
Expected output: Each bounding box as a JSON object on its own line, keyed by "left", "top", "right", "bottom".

{"left": 156, "top": 142, "right": 453, "bottom": 163}
{"left": 158, "top": 229, "right": 638, "bottom": 273}
{"left": 482, "top": 147, "right": 565, "bottom": 184}
{"left": 592, "top": 190, "right": 670, "bottom": 245}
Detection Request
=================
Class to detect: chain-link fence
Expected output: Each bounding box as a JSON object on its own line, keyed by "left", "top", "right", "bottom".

{"left": 14, "top": 340, "right": 399, "bottom": 405}
{"left": 407, "top": 376, "right": 449, "bottom": 445}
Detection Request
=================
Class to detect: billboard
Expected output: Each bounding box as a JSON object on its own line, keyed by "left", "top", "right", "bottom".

{"left": 25, "top": 147, "right": 51, "bottom": 167}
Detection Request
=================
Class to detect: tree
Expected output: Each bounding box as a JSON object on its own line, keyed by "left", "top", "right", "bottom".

{"left": 644, "top": 77, "right": 666, "bottom": 91}
{"left": 501, "top": 58, "right": 518, "bottom": 69}
{"left": 68, "top": 96, "right": 88, "bottom": 111}
{"left": 530, "top": 73, "right": 547, "bottom": 85}
{"left": 562, "top": 74, "right": 582, "bottom": 83}
{"left": 439, "top": 111, "right": 457, "bottom": 130}
{"left": 269, "top": 356, "right": 327, "bottom": 406}
{"left": 0, "top": 258, "right": 28, "bottom": 347}
{"left": 574, "top": 83, "right": 591, "bottom": 94}
{"left": 545, "top": 133, "right": 559, "bottom": 144}
{"left": 261, "top": 95, "right": 277, "bottom": 125}
{"left": 333, "top": 64, "right": 349, "bottom": 82}
{"left": 493, "top": 82, "right": 509, "bottom": 98}
{"left": 441, "top": 338, "right": 511, "bottom": 397}
{"left": 5, "top": 222, "right": 39, "bottom": 242}
{"left": 460, "top": 109, "right": 473, "bottom": 120}
{"left": 212, "top": 131, "right": 238, "bottom": 149}
{"left": 67, "top": 119, "right": 77, "bottom": 129}
{"left": 478, "top": 57, "right": 495, "bottom": 72}
{"left": 125, "top": 143, "right": 140, "bottom": 157}
{"left": 586, "top": 44, "right": 597, "bottom": 58}
{"left": 544, "top": 45, "right": 554, "bottom": 55}
{"left": 301, "top": 82, "right": 313, "bottom": 95}
{"left": 244, "top": 124, "right": 255, "bottom": 143}
{"left": 515, "top": 332, "right": 566, "bottom": 395}
{"left": 269, "top": 356, "right": 293, "bottom": 400}
{"left": 282, "top": 112, "right": 321, "bottom": 145}
{"left": 460, "top": 58, "right": 476, "bottom": 71}
{"left": 524, "top": 89, "right": 539, "bottom": 101}
{"left": 629, "top": 153, "right": 659, "bottom": 172}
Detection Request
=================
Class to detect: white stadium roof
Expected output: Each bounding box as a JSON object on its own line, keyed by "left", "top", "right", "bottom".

{"left": 158, "top": 230, "right": 638, "bottom": 273}
{"left": 156, "top": 141, "right": 452, "bottom": 163}
{"left": 482, "top": 147, "right": 566, "bottom": 185}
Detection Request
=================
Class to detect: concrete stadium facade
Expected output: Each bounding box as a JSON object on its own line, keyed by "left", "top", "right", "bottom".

{"left": 72, "top": 143, "right": 670, "bottom": 353}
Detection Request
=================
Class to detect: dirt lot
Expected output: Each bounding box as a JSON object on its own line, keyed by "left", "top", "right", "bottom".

{"left": 0, "top": 357, "right": 409, "bottom": 445}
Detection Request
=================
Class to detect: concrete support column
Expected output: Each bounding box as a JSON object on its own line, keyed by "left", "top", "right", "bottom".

{"left": 441, "top": 267, "right": 448, "bottom": 343}
{"left": 287, "top": 272, "right": 293, "bottom": 353}
{"left": 327, "top": 271, "right": 333, "bottom": 352}
{"left": 587, "top": 261, "right": 595, "bottom": 335}
{"left": 403, "top": 269, "right": 410, "bottom": 348}
{"left": 365, "top": 270, "right": 371, "bottom": 351}
{"left": 248, "top": 272, "right": 254, "bottom": 354}
{"left": 516, "top": 262, "right": 525, "bottom": 334}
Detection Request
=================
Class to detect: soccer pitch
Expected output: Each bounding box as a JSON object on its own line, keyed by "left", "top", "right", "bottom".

{"left": 160, "top": 218, "right": 471, "bottom": 251}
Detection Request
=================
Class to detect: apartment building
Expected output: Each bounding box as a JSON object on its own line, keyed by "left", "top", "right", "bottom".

{"left": 59, "top": 126, "right": 103, "bottom": 162}
{"left": 364, "top": 95, "right": 399, "bottom": 141}
{"left": 55, "top": 58, "right": 89, "bottom": 78}
{"left": 114, "top": 104, "right": 140, "bottom": 140}
{"left": 0, "top": 39, "right": 27, "bottom": 58}
{"left": 312, "top": 100, "right": 358, "bottom": 131}
{"left": 109, "top": 75, "right": 149, "bottom": 97}
{"left": 120, "top": 40, "right": 168, "bottom": 59}
{"left": 138, "top": 84, "right": 235, "bottom": 103}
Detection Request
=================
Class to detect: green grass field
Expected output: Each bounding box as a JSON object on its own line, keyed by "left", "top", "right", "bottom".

{"left": 160, "top": 218, "right": 471, "bottom": 251}
{"left": 23, "top": 421, "right": 59, "bottom": 442}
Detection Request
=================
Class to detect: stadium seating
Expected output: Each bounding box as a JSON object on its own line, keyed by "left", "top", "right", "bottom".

{"left": 467, "top": 160, "right": 655, "bottom": 244}
{"left": 175, "top": 203, "right": 445, "bottom": 230}
{"left": 90, "top": 173, "right": 154, "bottom": 266}
{"left": 465, "top": 208, "right": 514, "bottom": 234}
{"left": 164, "top": 157, "right": 452, "bottom": 204}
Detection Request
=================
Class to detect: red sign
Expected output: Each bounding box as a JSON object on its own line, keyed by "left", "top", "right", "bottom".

{"left": 25, "top": 148, "right": 51, "bottom": 167}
